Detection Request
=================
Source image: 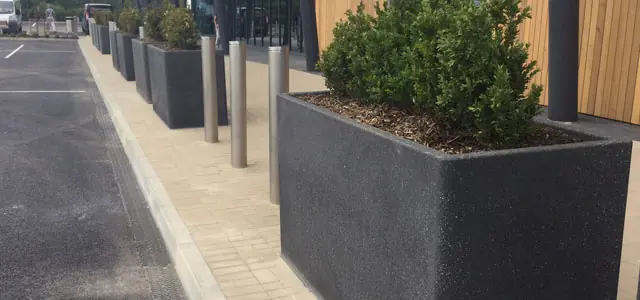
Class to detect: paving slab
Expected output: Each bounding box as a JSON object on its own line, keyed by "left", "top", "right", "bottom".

{"left": 79, "top": 36, "right": 324, "bottom": 300}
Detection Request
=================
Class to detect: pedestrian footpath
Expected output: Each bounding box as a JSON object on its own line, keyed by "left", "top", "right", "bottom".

{"left": 79, "top": 36, "right": 325, "bottom": 300}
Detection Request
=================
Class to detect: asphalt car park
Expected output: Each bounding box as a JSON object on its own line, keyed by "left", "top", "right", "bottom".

{"left": 0, "top": 39, "right": 186, "bottom": 299}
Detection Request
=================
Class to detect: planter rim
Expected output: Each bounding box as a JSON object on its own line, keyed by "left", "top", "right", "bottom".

{"left": 281, "top": 91, "right": 630, "bottom": 161}
{"left": 147, "top": 43, "right": 201, "bottom": 53}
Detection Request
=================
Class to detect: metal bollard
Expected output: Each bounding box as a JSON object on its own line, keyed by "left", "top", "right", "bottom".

{"left": 138, "top": 26, "right": 144, "bottom": 40}
{"left": 268, "top": 46, "right": 289, "bottom": 205}
{"left": 202, "top": 36, "right": 219, "bottom": 143}
{"left": 66, "top": 19, "right": 72, "bottom": 33}
{"left": 229, "top": 41, "right": 247, "bottom": 168}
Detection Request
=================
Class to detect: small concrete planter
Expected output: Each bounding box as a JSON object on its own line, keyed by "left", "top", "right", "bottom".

{"left": 116, "top": 32, "right": 135, "bottom": 81}
{"left": 96, "top": 25, "right": 110, "bottom": 54}
{"left": 109, "top": 31, "right": 119, "bottom": 71}
{"left": 91, "top": 23, "right": 98, "bottom": 47}
{"left": 278, "top": 92, "right": 633, "bottom": 300}
{"left": 132, "top": 38, "right": 153, "bottom": 103}
{"left": 148, "top": 44, "right": 203, "bottom": 129}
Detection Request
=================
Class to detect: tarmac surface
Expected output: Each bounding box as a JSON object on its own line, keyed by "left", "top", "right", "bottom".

{"left": 0, "top": 39, "right": 186, "bottom": 300}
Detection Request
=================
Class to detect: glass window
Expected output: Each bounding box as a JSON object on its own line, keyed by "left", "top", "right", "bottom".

{"left": 0, "top": 1, "right": 14, "bottom": 14}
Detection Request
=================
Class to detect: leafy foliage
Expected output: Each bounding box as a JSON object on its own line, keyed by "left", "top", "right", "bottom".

{"left": 162, "top": 7, "right": 198, "bottom": 50}
{"left": 318, "top": 0, "right": 542, "bottom": 148}
{"left": 94, "top": 10, "right": 113, "bottom": 25}
{"left": 117, "top": 8, "right": 141, "bottom": 35}
{"left": 143, "top": 5, "right": 165, "bottom": 41}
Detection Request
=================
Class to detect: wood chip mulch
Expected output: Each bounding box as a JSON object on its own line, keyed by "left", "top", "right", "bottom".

{"left": 299, "top": 93, "right": 584, "bottom": 155}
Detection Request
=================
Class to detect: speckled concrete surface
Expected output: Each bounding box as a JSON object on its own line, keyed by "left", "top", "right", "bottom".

{"left": 278, "top": 93, "right": 636, "bottom": 300}
{"left": 0, "top": 39, "right": 186, "bottom": 299}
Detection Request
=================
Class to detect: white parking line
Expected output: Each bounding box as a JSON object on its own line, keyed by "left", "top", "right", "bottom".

{"left": 0, "top": 50, "right": 76, "bottom": 53}
{"left": 4, "top": 44, "right": 24, "bottom": 59}
{"left": 0, "top": 90, "right": 86, "bottom": 93}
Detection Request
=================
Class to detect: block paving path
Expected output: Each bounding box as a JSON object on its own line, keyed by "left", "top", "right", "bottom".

{"left": 78, "top": 36, "right": 640, "bottom": 300}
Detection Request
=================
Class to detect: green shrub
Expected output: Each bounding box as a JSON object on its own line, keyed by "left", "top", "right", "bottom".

{"left": 318, "top": 0, "right": 542, "bottom": 148}
{"left": 317, "top": 4, "right": 374, "bottom": 99}
{"left": 162, "top": 8, "right": 198, "bottom": 50}
{"left": 94, "top": 10, "right": 113, "bottom": 25}
{"left": 143, "top": 6, "right": 164, "bottom": 41}
{"left": 117, "top": 8, "right": 141, "bottom": 35}
{"left": 412, "top": 0, "right": 542, "bottom": 147}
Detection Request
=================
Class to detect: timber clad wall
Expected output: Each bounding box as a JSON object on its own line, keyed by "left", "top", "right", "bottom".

{"left": 315, "top": 0, "right": 381, "bottom": 53}
{"left": 521, "top": 0, "right": 640, "bottom": 125}
{"left": 315, "top": 0, "right": 640, "bottom": 125}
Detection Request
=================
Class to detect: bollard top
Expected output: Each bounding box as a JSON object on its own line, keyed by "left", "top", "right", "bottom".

{"left": 229, "top": 40, "right": 245, "bottom": 45}
{"left": 268, "top": 46, "right": 288, "bottom": 52}
{"left": 202, "top": 35, "right": 213, "bottom": 41}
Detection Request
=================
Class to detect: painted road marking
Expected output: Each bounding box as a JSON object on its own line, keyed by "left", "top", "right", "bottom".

{"left": 4, "top": 44, "right": 24, "bottom": 59}
{"left": 0, "top": 90, "right": 86, "bottom": 93}
{"left": 0, "top": 50, "right": 76, "bottom": 53}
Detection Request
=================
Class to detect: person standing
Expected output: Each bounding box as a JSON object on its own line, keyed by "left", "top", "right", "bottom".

{"left": 45, "top": 5, "right": 55, "bottom": 32}
{"left": 213, "top": 3, "right": 220, "bottom": 50}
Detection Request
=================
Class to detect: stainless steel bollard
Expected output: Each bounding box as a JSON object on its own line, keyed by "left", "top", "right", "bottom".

{"left": 268, "top": 46, "right": 289, "bottom": 205}
{"left": 202, "top": 36, "right": 219, "bottom": 143}
{"left": 138, "top": 26, "right": 144, "bottom": 40}
{"left": 229, "top": 41, "right": 247, "bottom": 168}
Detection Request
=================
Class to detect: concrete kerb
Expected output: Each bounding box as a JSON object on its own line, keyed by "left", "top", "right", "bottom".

{"left": 78, "top": 39, "right": 227, "bottom": 300}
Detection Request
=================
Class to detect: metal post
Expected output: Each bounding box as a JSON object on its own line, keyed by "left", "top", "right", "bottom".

{"left": 66, "top": 19, "right": 72, "bottom": 33}
{"left": 138, "top": 26, "right": 144, "bottom": 40}
{"left": 268, "top": 46, "right": 288, "bottom": 205}
{"left": 203, "top": 36, "right": 219, "bottom": 143}
{"left": 548, "top": 0, "right": 579, "bottom": 122}
{"left": 230, "top": 41, "right": 247, "bottom": 168}
{"left": 300, "top": 0, "right": 319, "bottom": 71}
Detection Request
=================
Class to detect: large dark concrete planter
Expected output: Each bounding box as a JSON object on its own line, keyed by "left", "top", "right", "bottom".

{"left": 148, "top": 44, "right": 203, "bottom": 129}
{"left": 116, "top": 32, "right": 135, "bottom": 81}
{"left": 277, "top": 92, "right": 633, "bottom": 300}
{"left": 132, "top": 38, "right": 154, "bottom": 104}
{"left": 109, "top": 30, "right": 119, "bottom": 71}
{"left": 96, "top": 25, "right": 110, "bottom": 54}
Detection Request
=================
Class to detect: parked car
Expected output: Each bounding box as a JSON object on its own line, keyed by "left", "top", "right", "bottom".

{"left": 0, "top": 0, "right": 22, "bottom": 34}
{"left": 82, "top": 3, "right": 112, "bottom": 34}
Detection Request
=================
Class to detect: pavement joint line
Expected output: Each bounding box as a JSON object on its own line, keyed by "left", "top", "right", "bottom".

{"left": 78, "top": 38, "right": 227, "bottom": 300}
{"left": 4, "top": 44, "right": 23, "bottom": 59}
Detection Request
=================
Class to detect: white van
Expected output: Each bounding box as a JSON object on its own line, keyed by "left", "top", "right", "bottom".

{"left": 0, "top": 0, "right": 21, "bottom": 34}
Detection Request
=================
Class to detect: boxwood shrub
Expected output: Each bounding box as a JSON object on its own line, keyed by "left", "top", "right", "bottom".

{"left": 318, "top": 0, "right": 542, "bottom": 148}
{"left": 162, "top": 8, "right": 198, "bottom": 50}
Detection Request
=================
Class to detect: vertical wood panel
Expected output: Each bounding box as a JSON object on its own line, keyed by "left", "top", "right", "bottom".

{"left": 315, "top": 0, "right": 640, "bottom": 125}
{"left": 578, "top": 0, "right": 593, "bottom": 112}
{"left": 622, "top": 0, "right": 640, "bottom": 122}
{"left": 594, "top": 0, "right": 615, "bottom": 116}
{"left": 585, "top": 0, "right": 608, "bottom": 115}
{"left": 607, "top": 0, "right": 629, "bottom": 119}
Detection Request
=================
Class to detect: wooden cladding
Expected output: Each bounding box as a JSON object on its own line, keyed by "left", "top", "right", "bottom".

{"left": 520, "top": 0, "right": 640, "bottom": 124}
{"left": 315, "top": 0, "right": 640, "bottom": 125}
{"left": 315, "top": 0, "right": 381, "bottom": 54}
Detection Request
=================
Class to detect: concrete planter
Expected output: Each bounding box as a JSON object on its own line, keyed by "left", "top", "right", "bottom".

{"left": 96, "top": 25, "right": 110, "bottom": 54}
{"left": 116, "top": 32, "right": 135, "bottom": 81}
{"left": 91, "top": 23, "right": 97, "bottom": 47}
{"left": 148, "top": 44, "right": 203, "bottom": 129}
{"left": 277, "top": 92, "right": 633, "bottom": 300}
{"left": 132, "top": 38, "right": 153, "bottom": 104}
{"left": 109, "top": 30, "right": 119, "bottom": 71}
